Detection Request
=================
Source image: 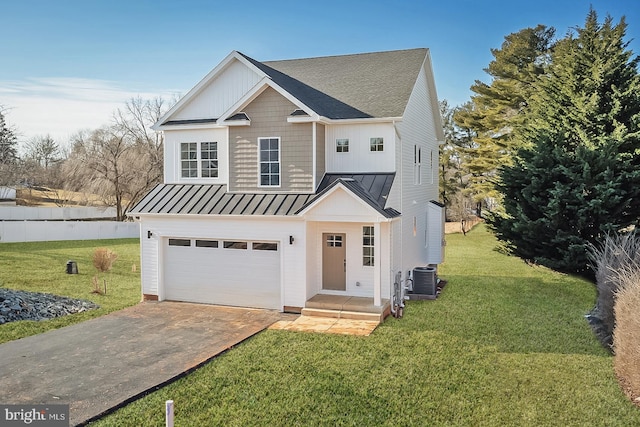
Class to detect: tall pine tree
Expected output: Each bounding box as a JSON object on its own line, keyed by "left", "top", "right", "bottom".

{"left": 455, "top": 25, "right": 555, "bottom": 214}
{"left": 492, "top": 10, "right": 640, "bottom": 276}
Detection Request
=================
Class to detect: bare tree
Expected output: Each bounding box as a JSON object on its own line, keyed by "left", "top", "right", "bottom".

{"left": 62, "top": 96, "right": 174, "bottom": 220}
{"left": 24, "top": 134, "right": 61, "bottom": 169}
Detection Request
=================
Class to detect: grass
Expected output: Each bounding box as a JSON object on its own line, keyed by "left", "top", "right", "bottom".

{"left": 0, "top": 238, "right": 140, "bottom": 344}
{"left": 89, "top": 225, "right": 640, "bottom": 426}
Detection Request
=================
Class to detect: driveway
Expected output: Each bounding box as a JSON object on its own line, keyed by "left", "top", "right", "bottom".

{"left": 0, "top": 302, "right": 289, "bottom": 426}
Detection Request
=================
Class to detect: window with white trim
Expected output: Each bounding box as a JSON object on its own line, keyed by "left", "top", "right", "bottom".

{"left": 200, "top": 142, "right": 218, "bottom": 178}
{"left": 259, "top": 137, "right": 280, "bottom": 186}
{"left": 363, "top": 226, "right": 374, "bottom": 266}
{"left": 336, "top": 138, "right": 349, "bottom": 153}
{"left": 180, "top": 142, "right": 218, "bottom": 178}
{"left": 370, "top": 137, "right": 384, "bottom": 152}
{"left": 414, "top": 145, "right": 422, "bottom": 185}
{"left": 180, "top": 143, "right": 197, "bottom": 178}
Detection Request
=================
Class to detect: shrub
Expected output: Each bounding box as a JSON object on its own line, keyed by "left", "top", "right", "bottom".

{"left": 613, "top": 265, "right": 640, "bottom": 405}
{"left": 587, "top": 233, "right": 640, "bottom": 349}
{"left": 93, "top": 248, "right": 118, "bottom": 273}
{"left": 92, "top": 248, "right": 118, "bottom": 295}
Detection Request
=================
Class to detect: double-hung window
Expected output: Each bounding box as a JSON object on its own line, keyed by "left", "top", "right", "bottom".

{"left": 180, "top": 142, "right": 218, "bottom": 178}
{"left": 414, "top": 145, "right": 422, "bottom": 185}
{"left": 370, "top": 137, "right": 384, "bottom": 152}
{"left": 336, "top": 138, "right": 349, "bottom": 153}
{"left": 259, "top": 137, "right": 280, "bottom": 186}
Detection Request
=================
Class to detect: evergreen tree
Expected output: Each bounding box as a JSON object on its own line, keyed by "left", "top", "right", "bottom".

{"left": 0, "top": 108, "right": 18, "bottom": 164}
{"left": 492, "top": 10, "right": 640, "bottom": 276}
{"left": 455, "top": 25, "right": 555, "bottom": 214}
{"left": 439, "top": 101, "right": 476, "bottom": 220}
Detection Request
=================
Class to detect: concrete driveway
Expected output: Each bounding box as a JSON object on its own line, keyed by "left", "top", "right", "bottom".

{"left": 0, "top": 302, "right": 289, "bottom": 426}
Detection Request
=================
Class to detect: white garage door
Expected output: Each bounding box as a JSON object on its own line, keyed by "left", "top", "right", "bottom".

{"left": 163, "top": 238, "right": 281, "bottom": 310}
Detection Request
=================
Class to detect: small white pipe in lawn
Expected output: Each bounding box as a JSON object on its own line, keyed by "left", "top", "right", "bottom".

{"left": 166, "top": 400, "right": 174, "bottom": 427}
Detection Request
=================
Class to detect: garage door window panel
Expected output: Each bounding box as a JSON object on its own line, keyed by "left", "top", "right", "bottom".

{"left": 169, "top": 239, "right": 191, "bottom": 247}
{"left": 224, "top": 241, "right": 248, "bottom": 249}
{"left": 252, "top": 242, "right": 278, "bottom": 251}
{"left": 195, "top": 240, "right": 219, "bottom": 248}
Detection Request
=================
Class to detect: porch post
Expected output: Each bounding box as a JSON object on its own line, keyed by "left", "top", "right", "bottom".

{"left": 374, "top": 222, "right": 381, "bottom": 307}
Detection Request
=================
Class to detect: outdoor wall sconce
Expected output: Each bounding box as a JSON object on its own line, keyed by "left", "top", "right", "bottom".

{"left": 147, "top": 230, "right": 153, "bottom": 239}
{"left": 289, "top": 235, "right": 294, "bottom": 245}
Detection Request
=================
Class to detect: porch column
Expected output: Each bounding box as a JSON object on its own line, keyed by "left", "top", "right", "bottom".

{"left": 374, "top": 222, "right": 381, "bottom": 307}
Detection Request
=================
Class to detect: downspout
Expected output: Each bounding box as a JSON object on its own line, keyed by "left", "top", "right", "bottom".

{"left": 312, "top": 122, "right": 317, "bottom": 190}
{"left": 374, "top": 221, "right": 381, "bottom": 307}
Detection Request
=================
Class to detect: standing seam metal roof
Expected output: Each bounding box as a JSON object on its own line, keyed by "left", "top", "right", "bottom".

{"left": 129, "top": 173, "right": 398, "bottom": 218}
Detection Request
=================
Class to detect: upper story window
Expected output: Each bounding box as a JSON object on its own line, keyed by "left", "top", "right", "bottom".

{"left": 259, "top": 137, "right": 280, "bottom": 186}
{"left": 181, "top": 142, "right": 218, "bottom": 178}
{"left": 336, "top": 138, "right": 349, "bottom": 153}
{"left": 370, "top": 137, "right": 384, "bottom": 152}
{"left": 181, "top": 143, "right": 198, "bottom": 178}
{"left": 414, "top": 145, "right": 422, "bottom": 185}
{"left": 200, "top": 142, "right": 218, "bottom": 178}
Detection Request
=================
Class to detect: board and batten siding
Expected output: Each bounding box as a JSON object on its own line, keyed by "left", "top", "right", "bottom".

{"left": 305, "top": 220, "right": 392, "bottom": 299}
{"left": 139, "top": 215, "right": 307, "bottom": 309}
{"left": 394, "top": 62, "right": 442, "bottom": 276}
{"left": 164, "top": 128, "right": 229, "bottom": 184}
{"left": 229, "top": 88, "right": 314, "bottom": 193}
{"left": 325, "top": 123, "right": 396, "bottom": 173}
{"left": 173, "top": 59, "right": 262, "bottom": 121}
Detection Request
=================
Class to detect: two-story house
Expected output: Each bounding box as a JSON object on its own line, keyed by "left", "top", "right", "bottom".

{"left": 129, "top": 48, "right": 445, "bottom": 317}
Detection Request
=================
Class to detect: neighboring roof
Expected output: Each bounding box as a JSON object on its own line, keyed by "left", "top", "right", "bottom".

{"left": 130, "top": 184, "right": 315, "bottom": 216}
{"left": 263, "top": 49, "right": 428, "bottom": 118}
{"left": 129, "top": 173, "right": 399, "bottom": 218}
{"left": 303, "top": 173, "right": 400, "bottom": 218}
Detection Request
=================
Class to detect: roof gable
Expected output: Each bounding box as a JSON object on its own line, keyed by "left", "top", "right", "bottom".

{"left": 155, "top": 48, "right": 434, "bottom": 129}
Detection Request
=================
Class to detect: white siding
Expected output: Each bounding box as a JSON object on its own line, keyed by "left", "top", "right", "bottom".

{"left": 173, "top": 59, "right": 262, "bottom": 121}
{"left": 394, "top": 63, "right": 442, "bottom": 275}
{"left": 306, "top": 221, "right": 392, "bottom": 299}
{"left": 325, "top": 123, "right": 396, "bottom": 173}
{"left": 138, "top": 216, "right": 306, "bottom": 309}
{"left": 164, "top": 128, "right": 229, "bottom": 184}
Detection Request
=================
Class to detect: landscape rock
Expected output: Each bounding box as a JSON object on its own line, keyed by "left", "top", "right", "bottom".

{"left": 0, "top": 288, "right": 99, "bottom": 324}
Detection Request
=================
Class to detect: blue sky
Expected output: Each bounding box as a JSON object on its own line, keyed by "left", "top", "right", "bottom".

{"left": 1, "top": 0, "right": 638, "bottom": 149}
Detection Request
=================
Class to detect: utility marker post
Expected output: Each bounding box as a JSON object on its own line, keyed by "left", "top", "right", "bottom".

{"left": 166, "top": 400, "right": 174, "bottom": 427}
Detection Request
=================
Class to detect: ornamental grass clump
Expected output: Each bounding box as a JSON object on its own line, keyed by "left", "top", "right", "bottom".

{"left": 613, "top": 265, "right": 640, "bottom": 406}
{"left": 92, "top": 248, "right": 118, "bottom": 295}
{"left": 587, "top": 232, "right": 640, "bottom": 349}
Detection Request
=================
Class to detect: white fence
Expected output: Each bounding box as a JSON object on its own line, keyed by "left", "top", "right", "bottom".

{"left": 0, "top": 221, "right": 139, "bottom": 243}
{"left": 0, "top": 206, "right": 117, "bottom": 221}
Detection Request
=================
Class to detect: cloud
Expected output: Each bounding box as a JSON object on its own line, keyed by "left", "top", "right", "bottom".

{"left": 0, "top": 77, "right": 176, "bottom": 151}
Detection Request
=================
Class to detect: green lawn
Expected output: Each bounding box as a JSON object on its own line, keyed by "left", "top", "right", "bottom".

{"left": 0, "top": 238, "right": 140, "bottom": 344}
{"left": 89, "top": 225, "right": 639, "bottom": 426}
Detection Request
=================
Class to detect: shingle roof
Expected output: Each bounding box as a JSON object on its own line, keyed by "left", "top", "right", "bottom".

{"left": 261, "top": 49, "right": 428, "bottom": 119}
{"left": 239, "top": 52, "right": 372, "bottom": 120}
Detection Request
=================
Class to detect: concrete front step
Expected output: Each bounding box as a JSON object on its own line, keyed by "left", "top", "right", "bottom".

{"left": 301, "top": 307, "right": 384, "bottom": 323}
